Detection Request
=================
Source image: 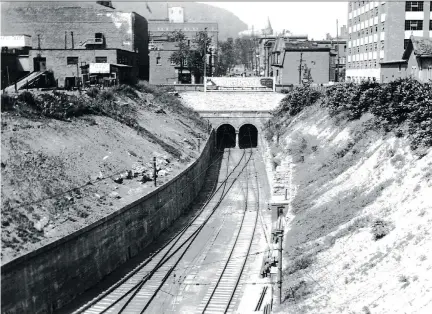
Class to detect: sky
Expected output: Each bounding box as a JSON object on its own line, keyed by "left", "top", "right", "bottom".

{"left": 201, "top": 2, "right": 348, "bottom": 40}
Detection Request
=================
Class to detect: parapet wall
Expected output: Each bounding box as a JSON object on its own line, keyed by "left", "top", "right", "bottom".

{"left": 1, "top": 131, "right": 215, "bottom": 314}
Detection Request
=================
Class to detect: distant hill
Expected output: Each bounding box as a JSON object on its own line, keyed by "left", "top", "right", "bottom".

{"left": 113, "top": 2, "right": 248, "bottom": 41}
{"left": 1, "top": 1, "right": 247, "bottom": 41}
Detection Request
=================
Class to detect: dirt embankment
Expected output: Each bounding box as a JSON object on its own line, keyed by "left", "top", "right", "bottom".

{"left": 266, "top": 104, "right": 432, "bottom": 313}
{"left": 1, "top": 84, "right": 209, "bottom": 264}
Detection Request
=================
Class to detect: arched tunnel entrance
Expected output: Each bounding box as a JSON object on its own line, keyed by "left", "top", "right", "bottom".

{"left": 216, "top": 124, "right": 236, "bottom": 149}
{"left": 239, "top": 124, "right": 258, "bottom": 149}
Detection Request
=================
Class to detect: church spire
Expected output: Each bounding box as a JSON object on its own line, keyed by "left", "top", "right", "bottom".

{"left": 263, "top": 16, "right": 273, "bottom": 35}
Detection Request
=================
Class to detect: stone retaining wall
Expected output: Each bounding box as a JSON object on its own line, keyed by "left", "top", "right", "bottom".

{"left": 1, "top": 131, "right": 215, "bottom": 314}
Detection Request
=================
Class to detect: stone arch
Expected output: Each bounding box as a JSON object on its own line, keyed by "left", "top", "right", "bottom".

{"left": 238, "top": 124, "right": 258, "bottom": 149}
{"left": 216, "top": 124, "right": 236, "bottom": 149}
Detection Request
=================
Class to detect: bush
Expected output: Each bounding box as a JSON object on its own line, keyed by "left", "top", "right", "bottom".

{"left": 18, "top": 91, "right": 38, "bottom": 108}
{"left": 113, "top": 84, "right": 138, "bottom": 99}
{"left": 371, "top": 219, "right": 392, "bottom": 240}
{"left": 135, "top": 80, "right": 157, "bottom": 94}
{"left": 99, "top": 90, "right": 114, "bottom": 101}
{"left": 1, "top": 93, "right": 15, "bottom": 112}
{"left": 275, "top": 86, "right": 322, "bottom": 117}
{"left": 322, "top": 78, "right": 432, "bottom": 149}
{"left": 86, "top": 87, "right": 99, "bottom": 98}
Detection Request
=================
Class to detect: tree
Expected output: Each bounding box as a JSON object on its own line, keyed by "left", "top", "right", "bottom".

{"left": 215, "top": 38, "right": 236, "bottom": 76}
{"left": 302, "top": 64, "right": 313, "bottom": 86}
{"left": 169, "top": 30, "right": 190, "bottom": 79}
{"left": 187, "top": 30, "right": 213, "bottom": 82}
{"left": 169, "top": 29, "right": 213, "bottom": 83}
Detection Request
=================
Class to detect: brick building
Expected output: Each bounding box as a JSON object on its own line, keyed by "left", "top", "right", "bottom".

{"left": 380, "top": 36, "right": 432, "bottom": 82}
{"left": 271, "top": 40, "right": 332, "bottom": 85}
{"left": 346, "top": 1, "right": 431, "bottom": 82}
{"left": 315, "top": 39, "right": 347, "bottom": 82}
{"left": 148, "top": 6, "right": 218, "bottom": 84}
{"left": 1, "top": 1, "right": 149, "bottom": 88}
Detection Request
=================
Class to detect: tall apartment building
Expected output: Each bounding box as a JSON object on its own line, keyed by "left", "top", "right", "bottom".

{"left": 346, "top": 1, "right": 431, "bottom": 82}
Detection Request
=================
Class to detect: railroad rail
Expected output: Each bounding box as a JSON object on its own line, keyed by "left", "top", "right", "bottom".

{"left": 74, "top": 148, "right": 254, "bottom": 314}
{"left": 198, "top": 148, "right": 260, "bottom": 314}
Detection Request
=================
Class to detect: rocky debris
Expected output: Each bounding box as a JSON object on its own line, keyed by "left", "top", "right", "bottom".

{"left": 141, "top": 173, "right": 152, "bottom": 183}
{"left": 155, "top": 108, "right": 166, "bottom": 114}
{"left": 65, "top": 196, "right": 74, "bottom": 202}
{"left": 113, "top": 177, "right": 123, "bottom": 184}
{"left": 34, "top": 217, "right": 49, "bottom": 232}
{"left": 109, "top": 191, "right": 121, "bottom": 199}
{"left": 126, "top": 170, "right": 133, "bottom": 180}
{"left": 158, "top": 169, "right": 167, "bottom": 177}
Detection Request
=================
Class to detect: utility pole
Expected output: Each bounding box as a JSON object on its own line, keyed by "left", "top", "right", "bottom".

{"left": 336, "top": 19, "right": 340, "bottom": 82}
{"left": 153, "top": 157, "right": 157, "bottom": 187}
{"left": 203, "top": 27, "right": 207, "bottom": 83}
{"left": 298, "top": 51, "right": 303, "bottom": 84}
{"left": 278, "top": 231, "right": 283, "bottom": 304}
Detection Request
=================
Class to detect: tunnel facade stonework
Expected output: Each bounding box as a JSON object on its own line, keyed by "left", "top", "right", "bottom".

{"left": 198, "top": 110, "right": 271, "bottom": 149}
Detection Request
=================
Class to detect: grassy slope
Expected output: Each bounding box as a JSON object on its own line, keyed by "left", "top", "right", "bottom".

{"left": 1, "top": 87, "right": 209, "bottom": 264}
{"left": 268, "top": 104, "right": 432, "bottom": 313}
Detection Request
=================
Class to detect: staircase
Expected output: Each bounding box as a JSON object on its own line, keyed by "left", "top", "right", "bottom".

{"left": 4, "top": 71, "right": 47, "bottom": 93}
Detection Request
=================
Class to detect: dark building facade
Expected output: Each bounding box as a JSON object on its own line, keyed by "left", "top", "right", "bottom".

{"left": 1, "top": 1, "right": 149, "bottom": 88}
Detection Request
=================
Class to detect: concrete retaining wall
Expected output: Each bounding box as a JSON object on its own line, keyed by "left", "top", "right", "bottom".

{"left": 1, "top": 131, "right": 215, "bottom": 314}
{"left": 157, "top": 84, "right": 204, "bottom": 91}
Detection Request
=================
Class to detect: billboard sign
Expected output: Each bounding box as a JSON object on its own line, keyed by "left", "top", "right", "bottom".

{"left": 89, "top": 63, "right": 110, "bottom": 74}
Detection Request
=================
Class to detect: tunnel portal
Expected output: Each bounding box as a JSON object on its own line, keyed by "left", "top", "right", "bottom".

{"left": 238, "top": 124, "right": 258, "bottom": 149}
{"left": 216, "top": 124, "right": 236, "bottom": 150}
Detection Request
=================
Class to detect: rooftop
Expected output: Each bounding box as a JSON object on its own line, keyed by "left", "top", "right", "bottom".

{"left": 412, "top": 36, "right": 432, "bottom": 56}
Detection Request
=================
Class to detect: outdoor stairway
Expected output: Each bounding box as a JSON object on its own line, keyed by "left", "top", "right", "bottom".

{"left": 4, "top": 71, "right": 46, "bottom": 93}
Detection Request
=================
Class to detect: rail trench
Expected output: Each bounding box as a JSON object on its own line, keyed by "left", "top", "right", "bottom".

{"left": 71, "top": 147, "right": 268, "bottom": 314}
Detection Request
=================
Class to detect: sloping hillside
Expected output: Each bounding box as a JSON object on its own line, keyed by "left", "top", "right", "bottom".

{"left": 1, "top": 84, "right": 209, "bottom": 264}
{"left": 114, "top": 2, "right": 248, "bottom": 40}
{"left": 264, "top": 88, "right": 432, "bottom": 313}
{"left": 1, "top": 1, "right": 248, "bottom": 41}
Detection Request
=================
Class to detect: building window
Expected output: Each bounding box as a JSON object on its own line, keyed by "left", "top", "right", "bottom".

{"left": 404, "top": 39, "right": 410, "bottom": 49}
{"left": 170, "top": 59, "right": 176, "bottom": 66}
{"left": 95, "top": 56, "right": 107, "bottom": 63}
{"left": 375, "top": 7, "right": 379, "bottom": 16}
{"left": 381, "top": 40, "right": 385, "bottom": 50}
{"left": 381, "top": 22, "right": 385, "bottom": 31}
{"left": 374, "top": 42, "right": 378, "bottom": 50}
{"left": 430, "top": 20, "right": 432, "bottom": 30}
{"left": 405, "top": 20, "right": 423, "bottom": 30}
{"left": 67, "top": 57, "right": 78, "bottom": 65}
{"left": 156, "top": 56, "right": 161, "bottom": 65}
{"left": 405, "top": 1, "right": 424, "bottom": 11}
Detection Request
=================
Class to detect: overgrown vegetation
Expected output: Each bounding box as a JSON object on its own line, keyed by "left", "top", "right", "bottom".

{"left": 264, "top": 78, "right": 432, "bottom": 150}
{"left": 1, "top": 82, "right": 208, "bottom": 158}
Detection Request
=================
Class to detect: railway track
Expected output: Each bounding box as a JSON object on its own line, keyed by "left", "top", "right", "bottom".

{"left": 74, "top": 148, "right": 254, "bottom": 314}
{"left": 198, "top": 148, "right": 260, "bottom": 314}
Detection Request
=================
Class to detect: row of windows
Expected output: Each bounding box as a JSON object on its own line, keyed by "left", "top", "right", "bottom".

{"left": 405, "top": 20, "right": 423, "bottom": 30}
{"left": 349, "top": 41, "right": 383, "bottom": 54}
{"left": 66, "top": 56, "right": 132, "bottom": 65}
{"left": 156, "top": 56, "right": 176, "bottom": 66}
{"left": 406, "top": 1, "right": 424, "bottom": 11}
{"left": 347, "top": 59, "right": 384, "bottom": 69}
{"left": 349, "top": 1, "right": 382, "bottom": 12}
{"left": 67, "top": 56, "right": 107, "bottom": 65}
{"left": 349, "top": 23, "right": 385, "bottom": 40}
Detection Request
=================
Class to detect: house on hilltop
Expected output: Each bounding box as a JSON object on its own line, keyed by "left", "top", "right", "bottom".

{"left": 380, "top": 36, "right": 432, "bottom": 83}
